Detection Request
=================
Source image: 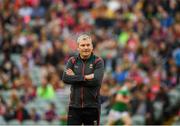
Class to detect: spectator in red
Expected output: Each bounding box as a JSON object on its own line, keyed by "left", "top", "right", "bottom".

{"left": 14, "top": 101, "right": 30, "bottom": 122}
{"left": 44, "top": 102, "right": 57, "bottom": 122}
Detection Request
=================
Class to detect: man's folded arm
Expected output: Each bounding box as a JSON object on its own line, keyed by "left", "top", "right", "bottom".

{"left": 62, "top": 73, "right": 85, "bottom": 84}
{"left": 62, "top": 58, "right": 85, "bottom": 85}
{"left": 84, "top": 59, "right": 104, "bottom": 87}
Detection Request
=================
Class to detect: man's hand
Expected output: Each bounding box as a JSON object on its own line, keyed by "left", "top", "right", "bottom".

{"left": 66, "top": 69, "right": 75, "bottom": 76}
{"left": 85, "top": 74, "right": 94, "bottom": 80}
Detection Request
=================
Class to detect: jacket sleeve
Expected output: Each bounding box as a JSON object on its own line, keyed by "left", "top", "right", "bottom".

{"left": 84, "top": 58, "right": 104, "bottom": 87}
{"left": 62, "top": 57, "right": 85, "bottom": 85}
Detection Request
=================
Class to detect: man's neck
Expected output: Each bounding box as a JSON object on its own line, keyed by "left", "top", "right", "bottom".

{"left": 80, "top": 55, "right": 91, "bottom": 60}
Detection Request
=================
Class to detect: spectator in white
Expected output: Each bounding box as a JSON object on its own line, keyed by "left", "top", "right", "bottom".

{"left": 18, "top": 2, "right": 33, "bottom": 17}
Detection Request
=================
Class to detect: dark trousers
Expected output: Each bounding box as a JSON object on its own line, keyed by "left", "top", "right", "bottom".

{"left": 67, "top": 107, "right": 100, "bottom": 125}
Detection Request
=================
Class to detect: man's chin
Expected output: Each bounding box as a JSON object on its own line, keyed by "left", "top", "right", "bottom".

{"left": 83, "top": 55, "right": 89, "bottom": 58}
{"left": 83, "top": 53, "right": 91, "bottom": 56}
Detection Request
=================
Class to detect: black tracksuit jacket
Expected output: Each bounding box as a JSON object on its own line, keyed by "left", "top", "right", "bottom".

{"left": 62, "top": 53, "right": 104, "bottom": 108}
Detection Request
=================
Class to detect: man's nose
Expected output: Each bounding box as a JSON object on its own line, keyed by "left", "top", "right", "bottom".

{"left": 84, "top": 46, "right": 88, "bottom": 49}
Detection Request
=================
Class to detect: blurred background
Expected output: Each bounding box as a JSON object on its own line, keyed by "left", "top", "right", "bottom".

{"left": 0, "top": 0, "right": 180, "bottom": 125}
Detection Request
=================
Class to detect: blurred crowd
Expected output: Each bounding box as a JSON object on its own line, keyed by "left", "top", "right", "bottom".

{"left": 0, "top": 0, "right": 180, "bottom": 125}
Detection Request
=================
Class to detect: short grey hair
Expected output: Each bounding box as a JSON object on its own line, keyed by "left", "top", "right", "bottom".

{"left": 77, "top": 34, "right": 92, "bottom": 44}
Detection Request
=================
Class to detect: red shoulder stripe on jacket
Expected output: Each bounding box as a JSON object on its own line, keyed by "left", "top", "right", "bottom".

{"left": 94, "top": 57, "right": 102, "bottom": 65}
{"left": 70, "top": 57, "right": 76, "bottom": 64}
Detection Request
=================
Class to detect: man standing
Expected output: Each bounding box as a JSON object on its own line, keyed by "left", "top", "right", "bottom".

{"left": 173, "top": 44, "right": 180, "bottom": 85}
{"left": 62, "top": 34, "right": 104, "bottom": 125}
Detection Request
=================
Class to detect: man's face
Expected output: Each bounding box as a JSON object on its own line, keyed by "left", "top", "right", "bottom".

{"left": 77, "top": 38, "right": 93, "bottom": 59}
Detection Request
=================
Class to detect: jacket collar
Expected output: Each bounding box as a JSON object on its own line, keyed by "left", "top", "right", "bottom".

{"left": 77, "top": 53, "right": 94, "bottom": 61}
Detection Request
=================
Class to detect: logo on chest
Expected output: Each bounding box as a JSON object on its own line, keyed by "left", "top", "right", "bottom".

{"left": 74, "top": 65, "right": 78, "bottom": 68}
{"left": 89, "top": 64, "right": 93, "bottom": 69}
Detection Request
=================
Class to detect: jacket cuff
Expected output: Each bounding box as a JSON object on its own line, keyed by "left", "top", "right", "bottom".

{"left": 83, "top": 75, "right": 86, "bottom": 81}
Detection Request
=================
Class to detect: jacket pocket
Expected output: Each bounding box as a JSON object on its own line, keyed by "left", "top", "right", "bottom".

{"left": 84, "top": 87, "right": 98, "bottom": 105}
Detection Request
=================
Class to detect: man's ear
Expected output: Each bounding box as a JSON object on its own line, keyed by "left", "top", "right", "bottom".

{"left": 91, "top": 43, "right": 94, "bottom": 49}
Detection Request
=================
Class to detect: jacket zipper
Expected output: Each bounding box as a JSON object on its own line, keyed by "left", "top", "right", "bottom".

{"left": 81, "top": 61, "right": 85, "bottom": 108}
